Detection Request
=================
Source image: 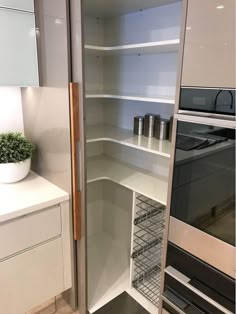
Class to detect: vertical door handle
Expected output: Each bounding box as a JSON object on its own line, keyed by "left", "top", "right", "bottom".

{"left": 69, "top": 82, "right": 81, "bottom": 240}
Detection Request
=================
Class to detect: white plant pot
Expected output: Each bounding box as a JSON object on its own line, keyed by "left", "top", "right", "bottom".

{"left": 0, "top": 158, "right": 31, "bottom": 184}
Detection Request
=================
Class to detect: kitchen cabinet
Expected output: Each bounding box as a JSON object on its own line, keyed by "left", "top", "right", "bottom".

{"left": 0, "top": 7, "right": 39, "bottom": 86}
{"left": 0, "top": 172, "right": 72, "bottom": 314}
{"left": 0, "top": 0, "right": 34, "bottom": 12}
{"left": 181, "top": 0, "right": 235, "bottom": 88}
{"left": 71, "top": 0, "right": 183, "bottom": 313}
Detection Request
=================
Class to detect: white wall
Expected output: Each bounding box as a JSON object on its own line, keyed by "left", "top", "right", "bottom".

{"left": 0, "top": 87, "right": 24, "bottom": 133}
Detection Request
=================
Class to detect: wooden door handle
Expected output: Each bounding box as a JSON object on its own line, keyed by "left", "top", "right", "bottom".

{"left": 69, "top": 82, "right": 81, "bottom": 240}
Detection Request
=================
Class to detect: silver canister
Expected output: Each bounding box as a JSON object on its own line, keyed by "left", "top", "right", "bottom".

{"left": 155, "top": 118, "right": 170, "bottom": 140}
{"left": 144, "top": 114, "right": 159, "bottom": 137}
{"left": 133, "top": 116, "right": 144, "bottom": 135}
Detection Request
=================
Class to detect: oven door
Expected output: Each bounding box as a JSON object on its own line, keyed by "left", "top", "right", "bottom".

{"left": 162, "top": 243, "right": 235, "bottom": 314}
{"left": 169, "top": 114, "right": 235, "bottom": 278}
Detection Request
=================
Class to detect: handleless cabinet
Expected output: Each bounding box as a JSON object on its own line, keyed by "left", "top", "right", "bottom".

{"left": 181, "top": 0, "right": 235, "bottom": 88}
{"left": 0, "top": 0, "right": 34, "bottom": 12}
{"left": 0, "top": 7, "right": 39, "bottom": 86}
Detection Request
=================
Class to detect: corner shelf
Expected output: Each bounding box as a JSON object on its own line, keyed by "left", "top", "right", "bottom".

{"left": 85, "top": 93, "right": 175, "bottom": 104}
{"left": 87, "top": 125, "right": 171, "bottom": 157}
{"left": 85, "top": 39, "right": 180, "bottom": 56}
{"left": 87, "top": 156, "right": 168, "bottom": 205}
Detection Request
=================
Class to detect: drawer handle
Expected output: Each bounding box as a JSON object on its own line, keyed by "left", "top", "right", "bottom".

{"left": 162, "top": 295, "right": 185, "bottom": 314}
{"left": 69, "top": 82, "right": 81, "bottom": 240}
{"left": 165, "top": 266, "right": 233, "bottom": 314}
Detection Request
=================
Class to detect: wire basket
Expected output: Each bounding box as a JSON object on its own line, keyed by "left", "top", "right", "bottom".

{"left": 132, "top": 194, "right": 166, "bottom": 307}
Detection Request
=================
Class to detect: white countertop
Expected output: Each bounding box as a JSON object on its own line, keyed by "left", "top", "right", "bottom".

{"left": 0, "top": 171, "right": 69, "bottom": 223}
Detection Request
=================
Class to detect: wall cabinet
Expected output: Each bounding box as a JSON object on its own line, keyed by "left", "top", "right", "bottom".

{"left": 0, "top": 0, "right": 34, "bottom": 12}
{"left": 181, "top": 0, "right": 235, "bottom": 88}
{"left": 0, "top": 7, "right": 39, "bottom": 86}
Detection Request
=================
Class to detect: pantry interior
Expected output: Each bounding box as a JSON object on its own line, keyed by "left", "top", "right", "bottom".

{"left": 82, "top": 0, "right": 183, "bottom": 313}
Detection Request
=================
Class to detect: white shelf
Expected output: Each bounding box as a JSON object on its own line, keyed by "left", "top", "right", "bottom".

{"left": 87, "top": 125, "right": 171, "bottom": 157}
{"left": 85, "top": 93, "right": 175, "bottom": 104}
{"left": 85, "top": 39, "right": 179, "bottom": 56}
{"left": 88, "top": 232, "right": 130, "bottom": 313}
{"left": 87, "top": 156, "right": 168, "bottom": 205}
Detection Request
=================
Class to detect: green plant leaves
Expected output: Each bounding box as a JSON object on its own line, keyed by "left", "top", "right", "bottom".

{"left": 0, "top": 132, "right": 35, "bottom": 164}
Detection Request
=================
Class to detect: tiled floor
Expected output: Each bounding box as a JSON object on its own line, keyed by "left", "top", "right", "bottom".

{"left": 55, "top": 305, "right": 79, "bottom": 314}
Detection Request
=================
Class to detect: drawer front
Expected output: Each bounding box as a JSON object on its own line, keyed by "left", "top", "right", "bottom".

{"left": 0, "top": 205, "right": 61, "bottom": 260}
{"left": 0, "top": 238, "right": 64, "bottom": 314}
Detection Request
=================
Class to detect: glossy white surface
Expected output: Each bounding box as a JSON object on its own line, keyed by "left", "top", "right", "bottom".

{"left": 0, "top": 171, "right": 69, "bottom": 223}
{"left": 86, "top": 93, "right": 175, "bottom": 104}
{"left": 87, "top": 156, "right": 168, "bottom": 204}
{"left": 85, "top": 39, "right": 180, "bottom": 56}
{"left": 0, "top": 0, "right": 34, "bottom": 12}
{"left": 182, "top": 0, "right": 235, "bottom": 88}
{"left": 0, "top": 87, "right": 24, "bottom": 133}
{"left": 87, "top": 125, "right": 171, "bottom": 157}
{"left": 0, "top": 238, "right": 64, "bottom": 314}
{"left": 0, "top": 205, "right": 61, "bottom": 260}
{"left": 0, "top": 8, "right": 38, "bottom": 86}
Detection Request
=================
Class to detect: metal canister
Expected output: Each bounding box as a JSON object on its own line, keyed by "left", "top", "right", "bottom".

{"left": 144, "top": 114, "right": 159, "bottom": 138}
{"left": 133, "top": 116, "right": 144, "bottom": 135}
{"left": 155, "top": 118, "right": 170, "bottom": 140}
{"left": 169, "top": 116, "right": 173, "bottom": 142}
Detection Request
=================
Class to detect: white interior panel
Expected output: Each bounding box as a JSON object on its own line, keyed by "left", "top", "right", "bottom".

{"left": 85, "top": 55, "right": 104, "bottom": 93}
{"left": 104, "top": 3, "right": 181, "bottom": 45}
{"left": 84, "top": 16, "right": 104, "bottom": 46}
{"left": 103, "top": 99, "right": 174, "bottom": 130}
{"left": 104, "top": 53, "right": 178, "bottom": 98}
{"left": 104, "top": 142, "right": 170, "bottom": 178}
{"left": 87, "top": 180, "right": 132, "bottom": 313}
{"left": 84, "top": 0, "right": 180, "bottom": 18}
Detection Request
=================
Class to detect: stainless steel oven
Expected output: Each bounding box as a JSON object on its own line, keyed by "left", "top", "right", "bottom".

{"left": 168, "top": 88, "right": 235, "bottom": 279}
{"left": 162, "top": 243, "right": 235, "bottom": 314}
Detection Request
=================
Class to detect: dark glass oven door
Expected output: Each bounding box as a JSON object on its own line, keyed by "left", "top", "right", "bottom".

{"left": 171, "top": 120, "right": 235, "bottom": 247}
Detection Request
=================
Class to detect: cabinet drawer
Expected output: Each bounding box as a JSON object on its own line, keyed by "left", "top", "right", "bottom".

{"left": 0, "top": 205, "right": 61, "bottom": 260}
{"left": 0, "top": 238, "right": 64, "bottom": 314}
{"left": 0, "top": 0, "right": 34, "bottom": 12}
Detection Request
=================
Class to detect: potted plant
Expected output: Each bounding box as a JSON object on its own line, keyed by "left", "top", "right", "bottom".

{"left": 0, "top": 132, "right": 35, "bottom": 183}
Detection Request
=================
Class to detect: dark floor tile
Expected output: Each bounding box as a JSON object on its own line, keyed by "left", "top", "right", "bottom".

{"left": 94, "top": 292, "right": 149, "bottom": 314}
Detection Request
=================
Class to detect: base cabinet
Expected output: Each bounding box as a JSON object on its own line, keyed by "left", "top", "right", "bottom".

{"left": 0, "top": 238, "right": 64, "bottom": 314}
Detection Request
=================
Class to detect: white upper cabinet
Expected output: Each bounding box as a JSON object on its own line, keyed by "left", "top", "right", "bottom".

{"left": 182, "top": 0, "right": 235, "bottom": 88}
{"left": 0, "top": 0, "right": 34, "bottom": 12}
{"left": 0, "top": 8, "right": 39, "bottom": 86}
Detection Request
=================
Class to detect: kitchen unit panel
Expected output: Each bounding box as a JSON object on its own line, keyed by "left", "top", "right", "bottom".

{"left": 0, "top": 238, "right": 64, "bottom": 314}
{"left": 181, "top": 0, "right": 235, "bottom": 88}
{"left": 0, "top": 0, "right": 34, "bottom": 12}
{"left": 0, "top": 205, "right": 61, "bottom": 261}
{"left": 0, "top": 8, "right": 39, "bottom": 86}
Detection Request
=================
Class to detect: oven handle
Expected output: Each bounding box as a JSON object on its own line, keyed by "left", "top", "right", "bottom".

{"left": 165, "top": 266, "right": 233, "bottom": 314}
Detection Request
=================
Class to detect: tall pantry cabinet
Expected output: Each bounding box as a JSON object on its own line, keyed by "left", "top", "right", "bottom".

{"left": 71, "top": 1, "right": 183, "bottom": 313}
